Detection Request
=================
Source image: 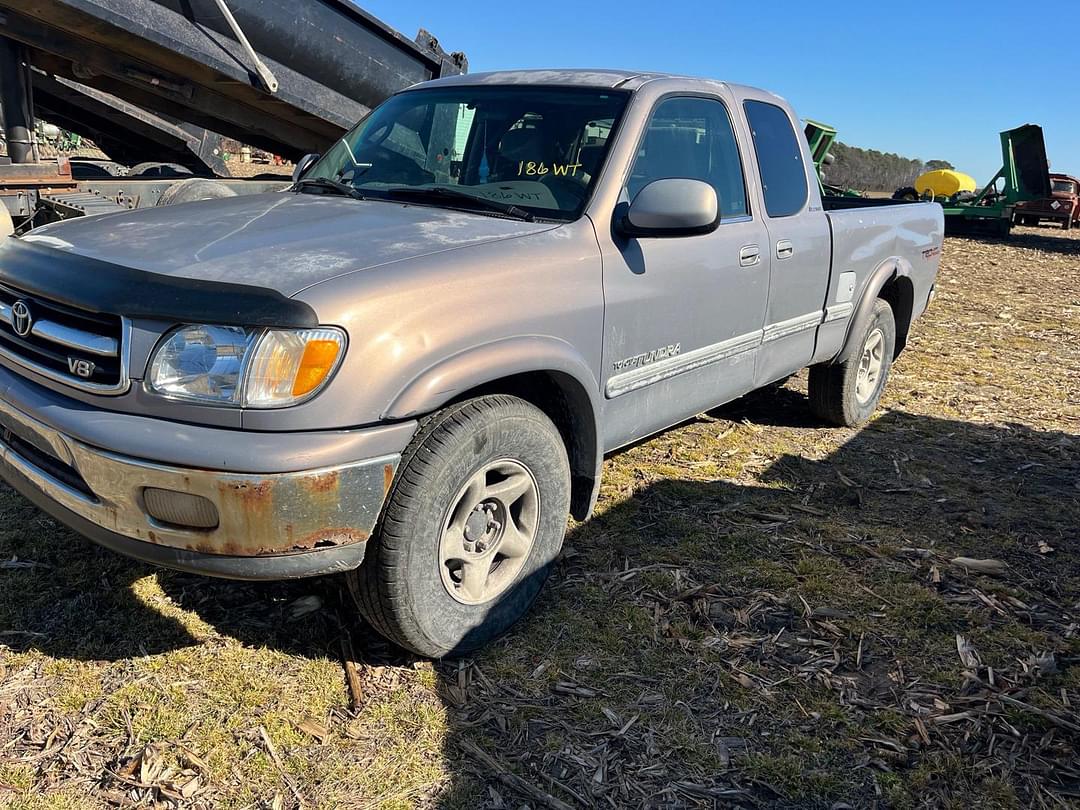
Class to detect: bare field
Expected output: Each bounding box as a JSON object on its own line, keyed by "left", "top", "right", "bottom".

{"left": 0, "top": 227, "right": 1077, "bottom": 809}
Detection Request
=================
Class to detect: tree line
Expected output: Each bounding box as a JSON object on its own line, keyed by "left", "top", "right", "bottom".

{"left": 823, "top": 141, "right": 954, "bottom": 192}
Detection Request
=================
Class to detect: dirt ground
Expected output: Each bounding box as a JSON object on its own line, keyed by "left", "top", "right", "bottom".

{"left": 0, "top": 226, "right": 1077, "bottom": 809}
{"left": 224, "top": 161, "right": 293, "bottom": 178}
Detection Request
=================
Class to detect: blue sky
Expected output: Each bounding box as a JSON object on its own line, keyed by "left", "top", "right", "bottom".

{"left": 364, "top": 0, "right": 1080, "bottom": 182}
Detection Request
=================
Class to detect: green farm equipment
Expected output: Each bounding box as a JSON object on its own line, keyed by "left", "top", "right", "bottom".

{"left": 804, "top": 119, "right": 865, "bottom": 198}
{"left": 938, "top": 125, "right": 1051, "bottom": 237}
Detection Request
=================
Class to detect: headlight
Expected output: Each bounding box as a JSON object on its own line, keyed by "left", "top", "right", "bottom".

{"left": 244, "top": 328, "right": 345, "bottom": 407}
{"left": 148, "top": 325, "right": 345, "bottom": 407}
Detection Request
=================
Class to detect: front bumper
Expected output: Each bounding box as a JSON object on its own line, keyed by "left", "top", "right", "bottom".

{"left": 0, "top": 383, "right": 410, "bottom": 580}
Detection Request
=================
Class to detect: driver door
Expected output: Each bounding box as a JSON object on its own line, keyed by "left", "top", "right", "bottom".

{"left": 596, "top": 94, "right": 771, "bottom": 450}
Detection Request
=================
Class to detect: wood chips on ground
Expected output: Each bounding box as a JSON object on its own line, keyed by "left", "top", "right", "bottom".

{"left": 0, "top": 226, "right": 1078, "bottom": 809}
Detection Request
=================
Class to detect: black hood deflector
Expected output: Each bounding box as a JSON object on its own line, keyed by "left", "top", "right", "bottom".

{"left": 0, "top": 237, "right": 318, "bottom": 327}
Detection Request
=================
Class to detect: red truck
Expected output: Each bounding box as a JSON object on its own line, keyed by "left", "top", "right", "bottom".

{"left": 1014, "top": 173, "right": 1080, "bottom": 230}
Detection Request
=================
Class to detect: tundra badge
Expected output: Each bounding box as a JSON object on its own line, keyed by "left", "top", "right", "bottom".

{"left": 612, "top": 343, "right": 681, "bottom": 372}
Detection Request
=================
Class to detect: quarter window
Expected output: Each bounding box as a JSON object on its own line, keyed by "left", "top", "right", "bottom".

{"left": 626, "top": 97, "right": 748, "bottom": 219}
{"left": 744, "top": 100, "right": 808, "bottom": 218}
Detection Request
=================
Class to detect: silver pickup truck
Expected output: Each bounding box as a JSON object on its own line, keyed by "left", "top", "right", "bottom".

{"left": 0, "top": 70, "right": 942, "bottom": 656}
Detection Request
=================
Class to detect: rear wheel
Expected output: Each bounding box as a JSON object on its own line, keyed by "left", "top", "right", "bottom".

{"left": 808, "top": 298, "right": 896, "bottom": 427}
{"left": 347, "top": 395, "right": 571, "bottom": 658}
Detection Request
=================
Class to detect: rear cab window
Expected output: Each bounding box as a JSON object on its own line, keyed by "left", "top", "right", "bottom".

{"left": 743, "top": 100, "right": 808, "bottom": 218}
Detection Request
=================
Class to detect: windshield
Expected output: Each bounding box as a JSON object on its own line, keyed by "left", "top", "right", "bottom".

{"left": 304, "top": 86, "right": 630, "bottom": 220}
{"left": 1051, "top": 179, "right": 1076, "bottom": 194}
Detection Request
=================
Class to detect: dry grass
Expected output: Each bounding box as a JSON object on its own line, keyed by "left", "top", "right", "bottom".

{"left": 1, "top": 226, "right": 1078, "bottom": 808}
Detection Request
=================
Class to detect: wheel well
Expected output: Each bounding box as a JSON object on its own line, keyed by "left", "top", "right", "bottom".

{"left": 878, "top": 275, "right": 914, "bottom": 357}
{"left": 449, "top": 371, "right": 599, "bottom": 521}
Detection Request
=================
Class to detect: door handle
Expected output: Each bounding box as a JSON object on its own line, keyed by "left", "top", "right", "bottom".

{"left": 739, "top": 244, "right": 760, "bottom": 267}
{"left": 776, "top": 240, "right": 794, "bottom": 260}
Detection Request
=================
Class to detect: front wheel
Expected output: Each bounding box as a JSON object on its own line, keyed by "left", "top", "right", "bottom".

{"left": 808, "top": 298, "right": 896, "bottom": 427}
{"left": 347, "top": 395, "right": 571, "bottom": 658}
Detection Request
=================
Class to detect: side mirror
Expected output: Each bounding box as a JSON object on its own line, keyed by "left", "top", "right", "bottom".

{"left": 618, "top": 178, "right": 719, "bottom": 237}
{"left": 291, "top": 153, "right": 320, "bottom": 183}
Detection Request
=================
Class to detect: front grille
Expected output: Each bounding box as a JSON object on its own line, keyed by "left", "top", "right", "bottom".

{"left": 0, "top": 283, "right": 127, "bottom": 393}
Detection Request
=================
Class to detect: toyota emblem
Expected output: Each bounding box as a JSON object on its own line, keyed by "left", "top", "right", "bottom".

{"left": 10, "top": 300, "right": 32, "bottom": 337}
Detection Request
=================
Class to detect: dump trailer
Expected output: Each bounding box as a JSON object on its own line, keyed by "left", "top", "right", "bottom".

{"left": 0, "top": 0, "right": 466, "bottom": 229}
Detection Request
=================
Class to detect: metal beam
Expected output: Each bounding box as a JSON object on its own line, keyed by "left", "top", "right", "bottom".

{"left": 0, "top": 36, "right": 35, "bottom": 163}
{"left": 32, "top": 73, "right": 228, "bottom": 175}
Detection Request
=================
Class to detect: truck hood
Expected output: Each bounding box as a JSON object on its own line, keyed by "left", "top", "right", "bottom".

{"left": 24, "top": 191, "right": 558, "bottom": 296}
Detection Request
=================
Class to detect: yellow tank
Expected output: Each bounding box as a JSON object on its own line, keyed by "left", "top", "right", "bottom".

{"left": 915, "top": 169, "right": 977, "bottom": 198}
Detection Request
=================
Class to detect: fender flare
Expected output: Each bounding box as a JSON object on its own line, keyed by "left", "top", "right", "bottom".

{"left": 383, "top": 335, "right": 604, "bottom": 520}
{"left": 833, "top": 257, "right": 911, "bottom": 364}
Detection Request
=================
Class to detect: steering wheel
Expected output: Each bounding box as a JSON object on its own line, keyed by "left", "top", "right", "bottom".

{"left": 540, "top": 173, "right": 589, "bottom": 208}
{"left": 355, "top": 143, "right": 435, "bottom": 186}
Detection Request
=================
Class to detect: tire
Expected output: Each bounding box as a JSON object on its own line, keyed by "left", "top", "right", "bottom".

{"left": 893, "top": 186, "right": 919, "bottom": 202}
{"left": 346, "top": 395, "right": 571, "bottom": 658}
{"left": 808, "top": 298, "right": 896, "bottom": 427}
{"left": 156, "top": 178, "right": 237, "bottom": 206}
{"left": 69, "top": 159, "right": 127, "bottom": 179}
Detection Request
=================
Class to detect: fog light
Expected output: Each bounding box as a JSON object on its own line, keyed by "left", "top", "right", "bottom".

{"left": 143, "top": 488, "right": 219, "bottom": 529}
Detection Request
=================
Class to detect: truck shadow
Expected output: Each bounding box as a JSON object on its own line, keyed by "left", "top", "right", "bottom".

{"left": 1, "top": 396, "right": 1077, "bottom": 806}
{"left": 435, "top": 405, "right": 1079, "bottom": 806}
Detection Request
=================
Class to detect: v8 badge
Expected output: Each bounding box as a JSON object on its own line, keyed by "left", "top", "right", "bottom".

{"left": 67, "top": 357, "right": 96, "bottom": 378}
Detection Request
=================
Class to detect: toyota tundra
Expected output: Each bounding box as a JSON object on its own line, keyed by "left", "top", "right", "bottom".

{"left": 0, "top": 70, "right": 943, "bottom": 656}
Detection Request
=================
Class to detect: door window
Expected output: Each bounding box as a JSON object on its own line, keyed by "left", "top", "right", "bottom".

{"left": 626, "top": 97, "right": 748, "bottom": 219}
{"left": 743, "top": 100, "right": 809, "bottom": 218}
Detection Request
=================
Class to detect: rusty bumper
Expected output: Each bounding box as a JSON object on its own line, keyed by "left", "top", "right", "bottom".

{"left": 0, "top": 392, "right": 402, "bottom": 579}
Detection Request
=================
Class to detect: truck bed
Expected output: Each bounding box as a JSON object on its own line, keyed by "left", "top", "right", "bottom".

{"left": 819, "top": 198, "right": 943, "bottom": 362}
{"left": 822, "top": 194, "right": 920, "bottom": 210}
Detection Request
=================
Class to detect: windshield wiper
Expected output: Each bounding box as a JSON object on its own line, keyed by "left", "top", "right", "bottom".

{"left": 292, "top": 176, "right": 366, "bottom": 200}
{"left": 381, "top": 186, "right": 535, "bottom": 221}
